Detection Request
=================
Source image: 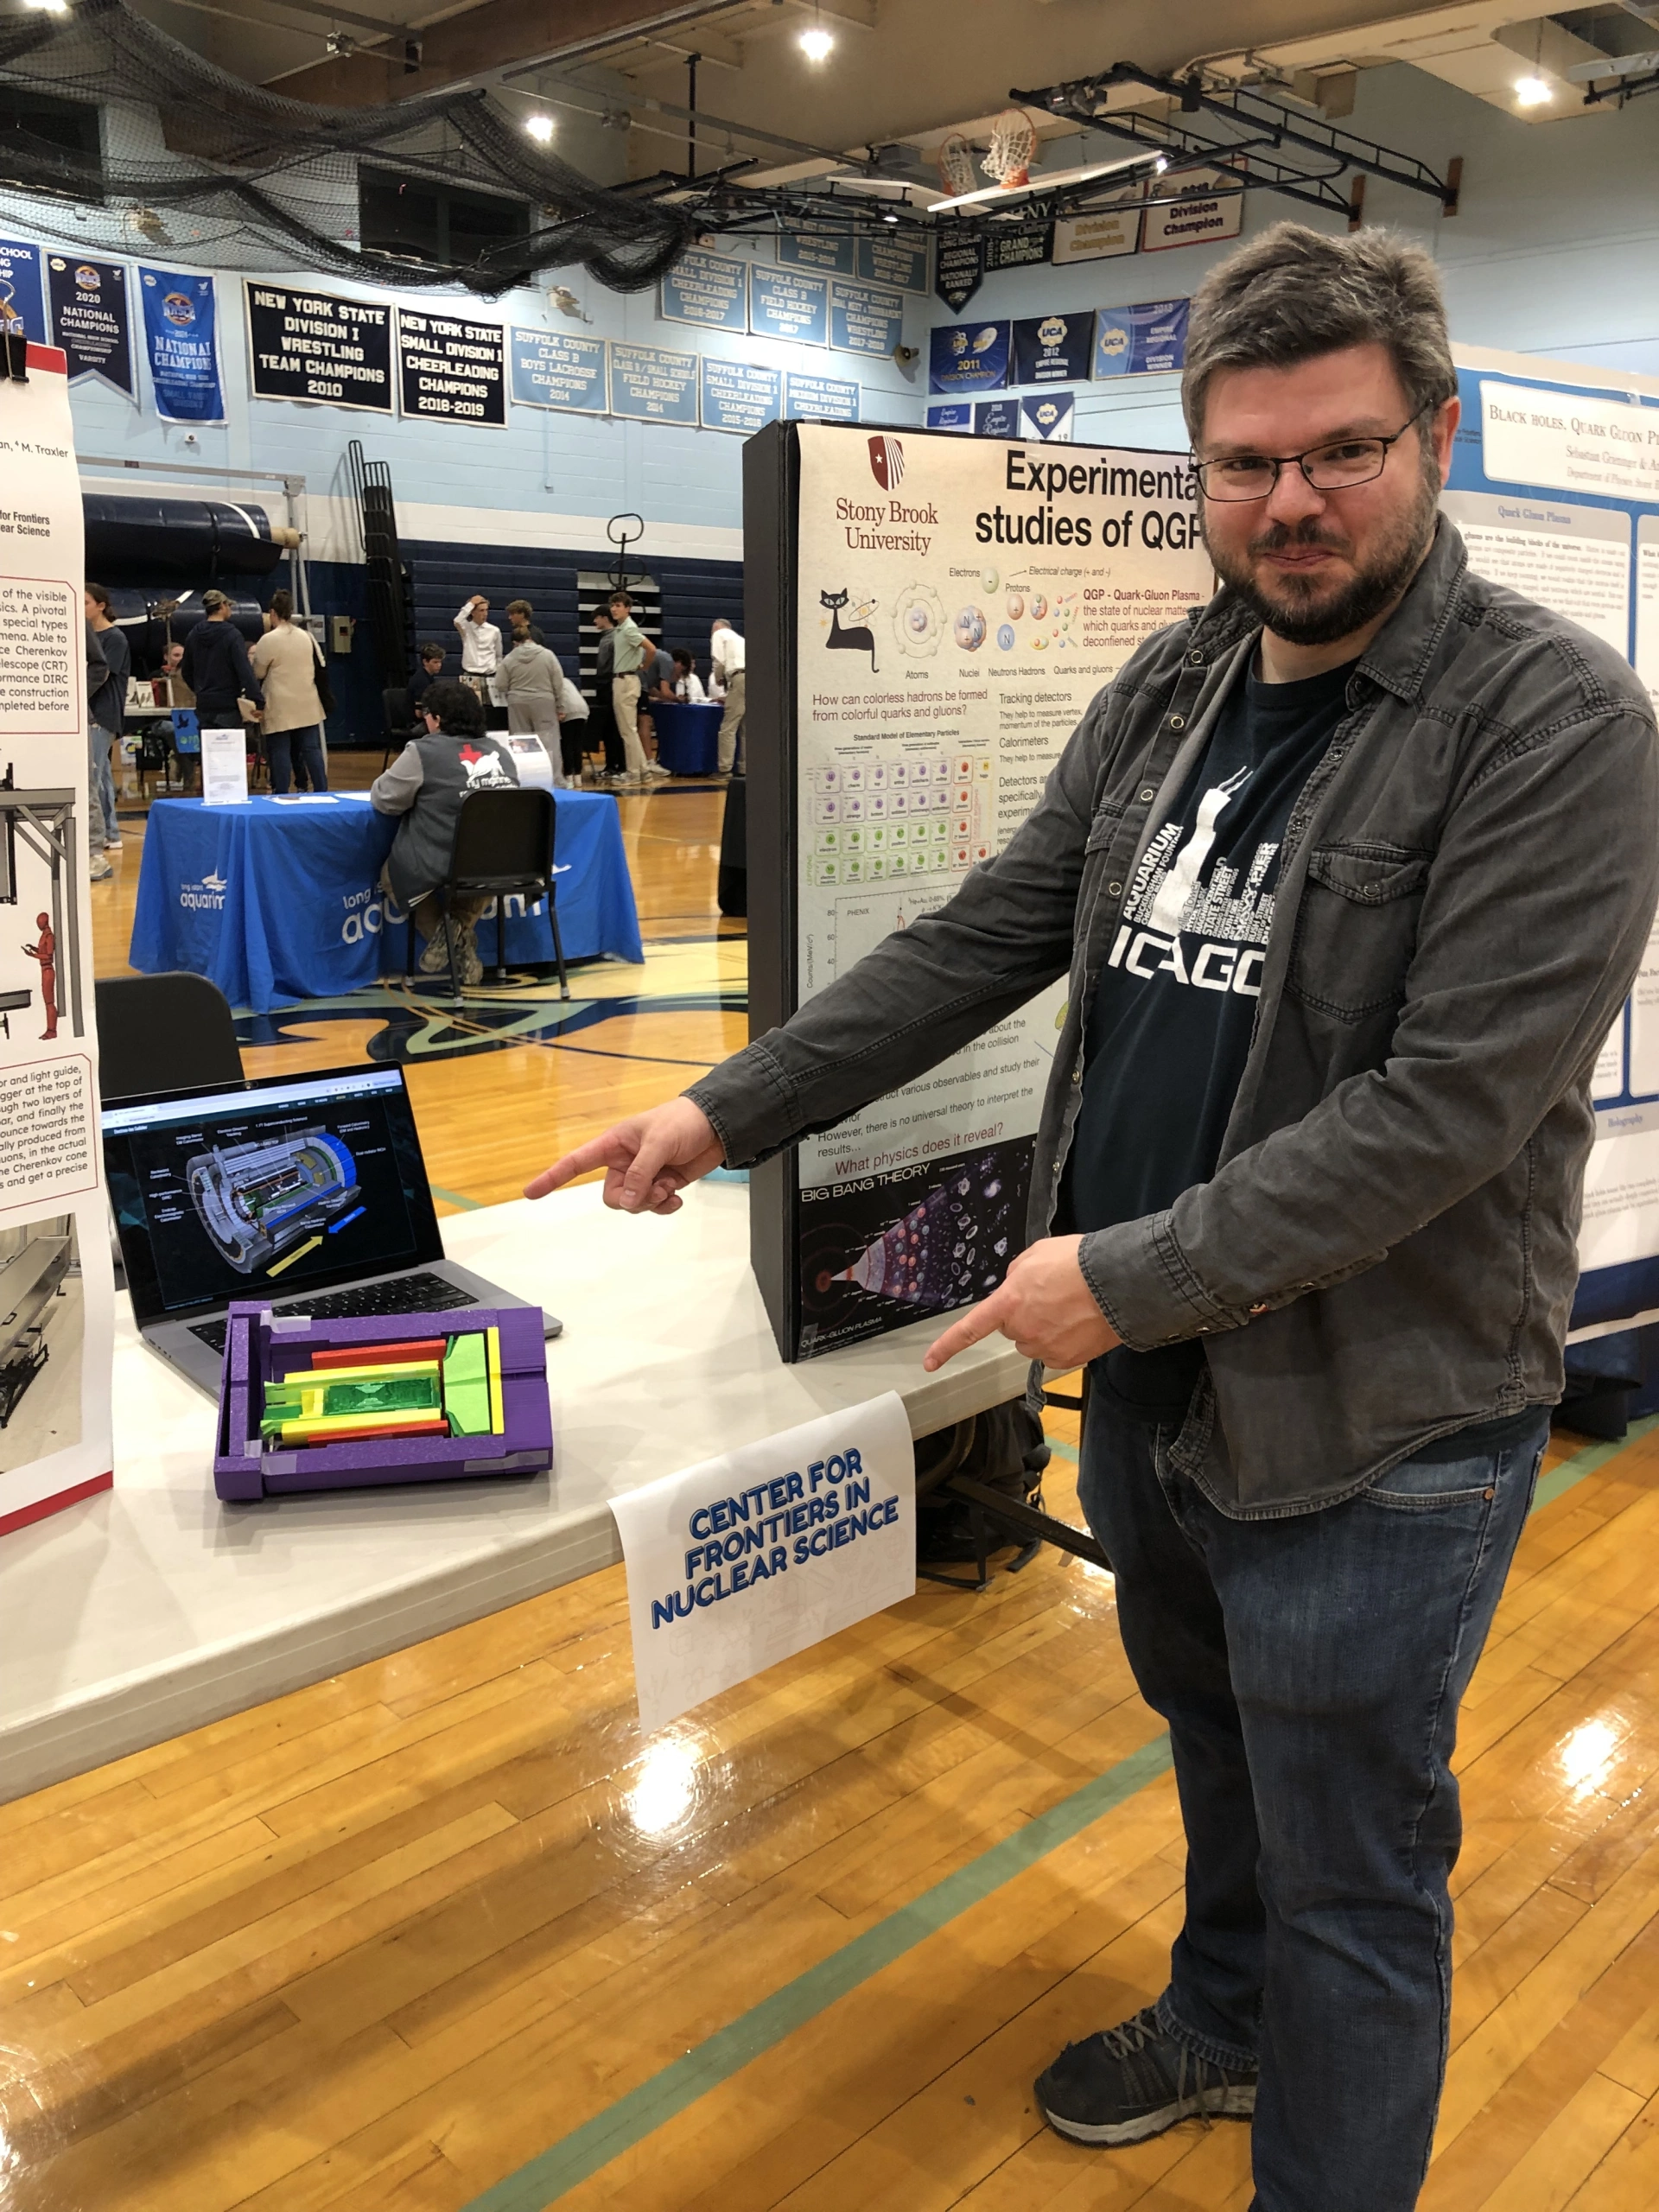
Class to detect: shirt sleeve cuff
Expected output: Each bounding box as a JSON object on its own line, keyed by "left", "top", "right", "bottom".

{"left": 683, "top": 1039, "right": 801, "bottom": 1168}
{"left": 1077, "top": 1211, "right": 1231, "bottom": 1349}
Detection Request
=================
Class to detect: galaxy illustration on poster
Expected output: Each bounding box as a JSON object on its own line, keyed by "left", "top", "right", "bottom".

{"left": 780, "top": 422, "right": 1213, "bottom": 1357}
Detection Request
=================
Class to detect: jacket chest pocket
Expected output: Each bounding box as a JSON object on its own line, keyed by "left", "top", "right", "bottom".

{"left": 1287, "top": 842, "right": 1433, "bottom": 1023}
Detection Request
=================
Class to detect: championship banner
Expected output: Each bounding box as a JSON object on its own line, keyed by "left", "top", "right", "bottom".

{"left": 0, "top": 342, "right": 116, "bottom": 1535}
{"left": 47, "top": 256, "right": 135, "bottom": 398}
{"left": 0, "top": 238, "right": 47, "bottom": 343}
{"left": 744, "top": 420, "right": 1213, "bottom": 1359}
{"left": 137, "top": 266, "right": 225, "bottom": 423}
{"left": 245, "top": 280, "right": 392, "bottom": 414}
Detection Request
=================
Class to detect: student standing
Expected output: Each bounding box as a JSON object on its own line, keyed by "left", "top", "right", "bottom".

{"left": 607, "top": 592, "right": 666, "bottom": 783}
{"left": 85, "top": 583, "right": 129, "bottom": 853}
{"left": 709, "top": 617, "right": 745, "bottom": 773}
{"left": 249, "top": 590, "right": 328, "bottom": 794}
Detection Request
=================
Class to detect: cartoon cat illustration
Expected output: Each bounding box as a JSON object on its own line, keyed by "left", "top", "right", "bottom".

{"left": 822, "top": 588, "right": 878, "bottom": 672}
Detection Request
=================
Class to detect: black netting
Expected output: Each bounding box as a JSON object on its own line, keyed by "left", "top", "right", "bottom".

{"left": 0, "top": 0, "right": 698, "bottom": 294}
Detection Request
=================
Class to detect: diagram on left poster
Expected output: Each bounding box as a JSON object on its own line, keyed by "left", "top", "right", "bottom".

{"left": 0, "top": 340, "right": 114, "bottom": 1533}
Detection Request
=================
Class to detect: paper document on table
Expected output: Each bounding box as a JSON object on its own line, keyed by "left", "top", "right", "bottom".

{"left": 200, "top": 728, "right": 250, "bottom": 805}
{"left": 270, "top": 793, "right": 339, "bottom": 804}
{"left": 610, "top": 1390, "right": 914, "bottom": 1732}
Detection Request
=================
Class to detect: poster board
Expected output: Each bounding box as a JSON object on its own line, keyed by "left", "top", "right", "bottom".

{"left": 0, "top": 342, "right": 116, "bottom": 1534}
{"left": 744, "top": 420, "right": 1213, "bottom": 1361}
{"left": 1446, "top": 344, "right": 1659, "bottom": 1342}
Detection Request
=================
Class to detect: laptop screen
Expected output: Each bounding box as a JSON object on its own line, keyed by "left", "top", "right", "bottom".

{"left": 102, "top": 1065, "right": 444, "bottom": 1325}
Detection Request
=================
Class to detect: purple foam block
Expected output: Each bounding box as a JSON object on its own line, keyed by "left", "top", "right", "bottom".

{"left": 212, "top": 1302, "right": 555, "bottom": 1503}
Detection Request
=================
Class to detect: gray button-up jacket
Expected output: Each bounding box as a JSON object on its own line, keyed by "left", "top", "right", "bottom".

{"left": 689, "top": 523, "right": 1659, "bottom": 1516}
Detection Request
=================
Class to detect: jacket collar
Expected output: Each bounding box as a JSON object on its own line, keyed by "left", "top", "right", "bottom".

{"left": 1186, "top": 515, "right": 1469, "bottom": 704}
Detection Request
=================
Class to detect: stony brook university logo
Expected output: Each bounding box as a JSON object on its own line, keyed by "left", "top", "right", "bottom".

{"left": 868, "top": 435, "right": 905, "bottom": 492}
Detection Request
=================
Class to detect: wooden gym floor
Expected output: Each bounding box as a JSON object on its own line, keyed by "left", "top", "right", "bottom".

{"left": 3, "top": 770, "right": 1658, "bottom": 2209}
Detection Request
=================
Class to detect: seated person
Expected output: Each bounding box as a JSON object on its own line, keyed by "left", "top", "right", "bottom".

{"left": 408, "top": 642, "right": 446, "bottom": 709}
{"left": 671, "top": 650, "right": 706, "bottom": 702}
{"left": 370, "top": 679, "right": 518, "bottom": 987}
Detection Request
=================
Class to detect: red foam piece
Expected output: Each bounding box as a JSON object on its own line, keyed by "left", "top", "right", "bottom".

{"left": 296, "top": 1414, "right": 451, "bottom": 1446}
{"left": 309, "top": 1339, "right": 448, "bottom": 1370}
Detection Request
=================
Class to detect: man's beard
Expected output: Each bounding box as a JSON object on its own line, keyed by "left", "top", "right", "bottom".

{"left": 1202, "top": 461, "right": 1441, "bottom": 646}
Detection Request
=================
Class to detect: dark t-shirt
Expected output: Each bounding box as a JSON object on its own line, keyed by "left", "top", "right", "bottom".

{"left": 90, "top": 621, "right": 130, "bottom": 734}
{"left": 1065, "top": 656, "right": 1357, "bottom": 1418}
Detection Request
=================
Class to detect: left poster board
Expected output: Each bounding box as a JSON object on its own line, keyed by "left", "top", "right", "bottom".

{"left": 744, "top": 419, "right": 1213, "bottom": 1360}
{"left": 0, "top": 345, "right": 115, "bottom": 1534}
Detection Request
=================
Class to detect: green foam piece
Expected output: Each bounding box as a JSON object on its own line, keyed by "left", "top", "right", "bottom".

{"left": 442, "top": 1332, "right": 493, "bottom": 1437}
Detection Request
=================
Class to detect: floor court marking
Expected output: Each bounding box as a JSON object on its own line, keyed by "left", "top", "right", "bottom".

{"left": 454, "top": 1415, "right": 1649, "bottom": 2209}
{"left": 460, "top": 1734, "right": 1176, "bottom": 2210}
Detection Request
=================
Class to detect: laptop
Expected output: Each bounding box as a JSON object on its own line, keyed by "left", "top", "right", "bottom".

{"left": 102, "top": 1062, "right": 560, "bottom": 1399}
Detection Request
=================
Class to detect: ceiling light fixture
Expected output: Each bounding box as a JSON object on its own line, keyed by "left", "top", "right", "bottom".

{"left": 23, "top": 0, "right": 70, "bottom": 14}
{"left": 1515, "top": 73, "right": 1553, "bottom": 105}
{"left": 524, "top": 111, "right": 555, "bottom": 142}
{"left": 798, "top": 8, "right": 833, "bottom": 63}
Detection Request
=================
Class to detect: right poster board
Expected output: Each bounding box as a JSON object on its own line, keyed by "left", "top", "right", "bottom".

{"left": 743, "top": 419, "right": 1213, "bottom": 1362}
{"left": 1446, "top": 344, "right": 1659, "bottom": 1337}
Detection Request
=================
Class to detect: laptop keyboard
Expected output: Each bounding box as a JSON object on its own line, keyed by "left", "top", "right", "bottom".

{"left": 188, "top": 1271, "right": 479, "bottom": 1356}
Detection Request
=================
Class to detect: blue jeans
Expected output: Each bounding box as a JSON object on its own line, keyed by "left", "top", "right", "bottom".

{"left": 91, "top": 724, "right": 118, "bottom": 847}
{"left": 266, "top": 724, "right": 327, "bottom": 795}
{"left": 1077, "top": 1389, "right": 1548, "bottom": 2212}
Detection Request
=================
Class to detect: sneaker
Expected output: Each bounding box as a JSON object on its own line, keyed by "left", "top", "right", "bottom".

{"left": 1034, "top": 2006, "right": 1256, "bottom": 2146}
{"left": 104, "top": 838, "right": 124, "bottom": 852}
{"left": 644, "top": 762, "right": 671, "bottom": 778}
{"left": 89, "top": 858, "right": 114, "bottom": 882}
{"left": 417, "top": 927, "right": 453, "bottom": 976}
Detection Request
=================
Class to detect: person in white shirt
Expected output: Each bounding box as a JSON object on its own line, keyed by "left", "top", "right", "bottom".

{"left": 454, "top": 595, "right": 503, "bottom": 696}
{"left": 709, "top": 618, "right": 745, "bottom": 774}
{"left": 671, "top": 649, "right": 706, "bottom": 702}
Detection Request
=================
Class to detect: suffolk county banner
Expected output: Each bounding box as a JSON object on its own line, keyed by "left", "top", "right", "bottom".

{"left": 138, "top": 266, "right": 225, "bottom": 423}
{"left": 743, "top": 420, "right": 1212, "bottom": 1358}
{"left": 1443, "top": 342, "right": 1659, "bottom": 1339}
{"left": 47, "top": 257, "right": 134, "bottom": 399}
{"left": 0, "top": 342, "right": 117, "bottom": 1535}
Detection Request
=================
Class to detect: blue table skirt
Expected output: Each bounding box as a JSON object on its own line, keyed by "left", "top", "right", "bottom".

{"left": 652, "top": 701, "right": 723, "bottom": 774}
{"left": 130, "top": 792, "right": 645, "bottom": 1014}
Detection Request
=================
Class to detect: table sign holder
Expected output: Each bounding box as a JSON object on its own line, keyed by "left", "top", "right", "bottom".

{"left": 200, "top": 726, "right": 250, "bottom": 806}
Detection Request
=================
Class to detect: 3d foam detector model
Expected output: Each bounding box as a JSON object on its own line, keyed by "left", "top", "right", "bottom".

{"left": 188, "top": 1127, "right": 359, "bottom": 1273}
{"left": 213, "top": 1306, "right": 554, "bottom": 1499}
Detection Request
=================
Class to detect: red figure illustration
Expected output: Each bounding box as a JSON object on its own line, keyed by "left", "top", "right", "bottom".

{"left": 22, "top": 912, "right": 57, "bottom": 1039}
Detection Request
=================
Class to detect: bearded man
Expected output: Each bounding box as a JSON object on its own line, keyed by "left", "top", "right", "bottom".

{"left": 524, "top": 225, "right": 1659, "bottom": 2209}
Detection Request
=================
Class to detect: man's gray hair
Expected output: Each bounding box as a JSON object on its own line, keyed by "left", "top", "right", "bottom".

{"left": 1182, "top": 221, "right": 1457, "bottom": 442}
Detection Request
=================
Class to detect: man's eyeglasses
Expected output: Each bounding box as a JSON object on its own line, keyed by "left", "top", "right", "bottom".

{"left": 1192, "top": 403, "right": 1433, "bottom": 503}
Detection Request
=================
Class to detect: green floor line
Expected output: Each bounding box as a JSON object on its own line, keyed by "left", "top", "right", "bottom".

{"left": 461, "top": 1734, "right": 1174, "bottom": 2210}
{"left": 1044, "top": 1420, "right": 1650, "bottom": 1516}
{"left": 1532, "top": 1411, "right": 1657, "bottom": 1512}
{"left": 458, "top": 1410, "right": 1651, "bottom": 2209}
{"left": 429, "top": 1185, "right": 484, "bottom": 1211}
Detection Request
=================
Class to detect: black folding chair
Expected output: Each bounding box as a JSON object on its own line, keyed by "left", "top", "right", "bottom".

{"left": 381, "top": 683, "right": 416, "bottom": 771}
{"left": 405, "top": 786, "right": 569, "bottom": 1004}
{"left": 94, "top": 973, "right": 242, "bottom": 1103}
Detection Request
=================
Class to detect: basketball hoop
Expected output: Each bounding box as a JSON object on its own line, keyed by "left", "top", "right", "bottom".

{"left": 936, "top": 132, "right": 977, "bottom": 196}
{"left": 982, "top": 108, "right": 1038, "bottom": 189}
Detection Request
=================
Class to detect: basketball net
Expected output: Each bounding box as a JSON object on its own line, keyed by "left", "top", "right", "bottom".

{"left": 982, "top": 109, "right": 1037, "bottom": 188}
{"left": 936, "top": 132, "right": 977, "bottom": 196}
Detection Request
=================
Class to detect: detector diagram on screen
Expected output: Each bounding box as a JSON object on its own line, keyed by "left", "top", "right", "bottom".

{"left": 187, "top": 1126, "right": 361, "bottom": 1274}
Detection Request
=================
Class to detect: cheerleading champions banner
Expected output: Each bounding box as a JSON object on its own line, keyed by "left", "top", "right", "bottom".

{"left": 744, "top": 420, "right": 1213, "bottom": 1360}
{"left": 138, "top": 265, "right": 225, "bottom": 423}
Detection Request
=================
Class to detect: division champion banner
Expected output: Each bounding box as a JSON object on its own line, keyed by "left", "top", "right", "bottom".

{"left": 138, "top": 266, "right": 225, "bottom": 423}
{"left": 744, "top": 419, "right": 1213, "bottom": 1360}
